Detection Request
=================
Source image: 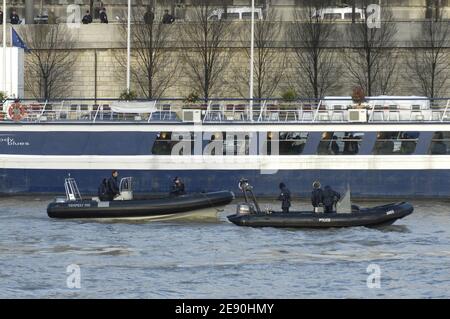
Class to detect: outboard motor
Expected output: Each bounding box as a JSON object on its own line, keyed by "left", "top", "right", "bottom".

{"left": 238, "top": 178, "right": 261, "bottom": 214}
{"left": 236, "top": 203, "right": 256, "bottom": 216}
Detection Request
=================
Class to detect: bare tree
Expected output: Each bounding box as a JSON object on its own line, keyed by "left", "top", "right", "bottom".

{"left": 344, "top": 2, "right": 398, "bottom": 96}
{"left": 231, "top": 9, "right": 286, "bottom": 99}
{"left": 289, "top": 0, "right": 342, "bottom": 99}
{"left": 406, "top": 12, "right": 449, "bottom": 98}
{"left": 20, "top": 24, "right": 75, "bottom": 99}
{"left": 181, "top": 0, "right": 234, "bottom": 100}
{"left": 116, "top": 8, "right": 178, "bottom": 99}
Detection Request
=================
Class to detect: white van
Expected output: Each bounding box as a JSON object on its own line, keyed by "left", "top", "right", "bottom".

{"left": 208, "top": 7, "right": 263, "bottom": 21}
{"left": 312, "top": 6, "right": 364, "bottom": 20}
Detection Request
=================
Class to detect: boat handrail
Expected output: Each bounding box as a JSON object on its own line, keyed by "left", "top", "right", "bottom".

{"left": 37, "top": 100, "right": 48, "bottom": 122}
{"left": 64, "top": 177, "right": 82, "bottom": 201}
{"left": 119, "top": 177, "right": 133, "bottom": 193}
{"left": 117, "top": 177, "right": 133, "bottom": 201}
{"left": 441, "top": 100, "right": 450, "bottom": 122}
{"left": 2, "top": 98, "right": 450, "bottom": 124}
{"left": 93, "top": 104, "right": 101, "bottom": 123}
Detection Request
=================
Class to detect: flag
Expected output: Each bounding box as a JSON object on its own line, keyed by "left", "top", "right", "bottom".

{"left": 11, "top": 27, "right": 30, "bottom": 52}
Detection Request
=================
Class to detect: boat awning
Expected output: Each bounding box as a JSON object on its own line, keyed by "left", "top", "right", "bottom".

{"left": 110, "top": 101, "right": 158, "bottom": 113}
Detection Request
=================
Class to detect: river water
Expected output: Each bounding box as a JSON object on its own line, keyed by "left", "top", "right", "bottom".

{"left": 0, "top": 196, "right": 449, "bottom": 298}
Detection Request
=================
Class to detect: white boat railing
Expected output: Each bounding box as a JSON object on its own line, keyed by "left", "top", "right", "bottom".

{"left": 441, "top": 100, "right": 450, "bottom": 122}
{"left": 1, "top": 98, "right": 450, "bottom": 124}
{"left": 64, "top": 177, "right": 82, "bottom": 201}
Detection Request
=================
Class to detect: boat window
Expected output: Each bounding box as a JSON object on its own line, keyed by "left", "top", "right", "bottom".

{"left": 151, "top": 132, "right": 172, "bottom": 155}
{"left": 224, "top": 133, "right": 250, "bottom": 155}
{"left": 206, "top": 132, "right": 251, "bottom": 155}
{"left": 429, "top": 132, "right": 450, "bottom": 155}
{"left": 373, "top": 132, "right": 420, "bottom": 155}
{"left": 268, "top": 132, "right": 308, "bottom": 155}
{"left": 151, "top": 132, "right": 194, "bottom": 155}
{"left": 317, "top": 132, "right": 364, "bottom": 155}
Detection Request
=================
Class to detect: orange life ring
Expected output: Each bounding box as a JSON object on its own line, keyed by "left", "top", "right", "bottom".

{"left": 8, "top": 102, "right": 26, "bottom": 121}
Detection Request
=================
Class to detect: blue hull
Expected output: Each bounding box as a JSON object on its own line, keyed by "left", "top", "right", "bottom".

{"left": 1, "top": 169, "right": 449, "bottom": 197}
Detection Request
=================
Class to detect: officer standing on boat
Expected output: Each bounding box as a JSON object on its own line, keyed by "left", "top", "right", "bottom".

{"left": 311, "top": 181, "right": 324, "bottom": 213}
{"left": 107, "top": 170, "right": 120, "bottom": 200}
{"left": 278, "top": 183, "right": 291, "bottom": 213}
{"left": 170, "top": 177, "right": 186, "bottom": 196}
{"left": 322, "top": 185, "right": 341, "bottom": 213}
{"left": 97, "top": 178, "right": 109, "bottom": 201}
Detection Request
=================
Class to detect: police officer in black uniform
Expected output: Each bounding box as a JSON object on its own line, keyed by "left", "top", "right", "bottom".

{"left": 322, "top": 185, "right": 341, "bottom": 213}
{"left": 82, "top": 10, "right": 93, "bottom": 24}
{"left": 97, "top": 178, "right": 109, "bottom": 201}
{"left": 99, "top": 8, "right": 108, "bottom": 24}
{"left": 170, "top": 177, "right": 186, "bottom": 196}
{"left": 278, "top": 183, "right": 291, "bottom": 213}
{"left": 10, "top": 11, "right": 20, "bottom": 24}
{"left": 311, "top": 180, "right": 323, "bottom": 213}
{"left": 107, "top": 170, "right": 120, "bottom": 200}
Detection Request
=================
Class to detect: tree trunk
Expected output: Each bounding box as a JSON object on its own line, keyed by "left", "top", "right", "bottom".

{"left": 352, "top": 0, "right": 356, "bottom": 24}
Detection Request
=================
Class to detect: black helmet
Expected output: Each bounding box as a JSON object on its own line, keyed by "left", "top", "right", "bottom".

{"left": 279, "top": 182, "right": 286, "bottom": 189}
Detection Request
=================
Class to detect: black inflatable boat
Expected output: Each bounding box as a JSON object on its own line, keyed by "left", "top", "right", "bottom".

{"left": 227, "top": 179, "right": 413, "bottom": 228}
{"left": 228, "top": 202, "right": 413, "bottom": 228}
{"left": 47, "top": 177, "right": 234, "bottom": 220}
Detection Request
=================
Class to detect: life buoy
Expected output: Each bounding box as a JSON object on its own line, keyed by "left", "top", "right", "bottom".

{"left": 8, "top": 102, "right": 26, "bottom": 121}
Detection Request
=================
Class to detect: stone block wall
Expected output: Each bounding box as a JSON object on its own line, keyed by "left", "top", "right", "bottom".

{"left": 3, "top": 22, "right": 447, "bottom": 99}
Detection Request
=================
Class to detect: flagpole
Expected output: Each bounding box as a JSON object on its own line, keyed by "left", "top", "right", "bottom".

{"left": 2, "top": 0, "right": 7, "bottom": 95}
{"left": 249, "top": 0, "right": 254, "bottom": 122}
{"left": 126, "top": 0, "right": 131, "bottom": 94}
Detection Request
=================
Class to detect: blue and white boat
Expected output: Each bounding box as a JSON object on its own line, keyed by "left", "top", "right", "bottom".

{"left": 1, "top": 96, "right": 449, "bottom": 197}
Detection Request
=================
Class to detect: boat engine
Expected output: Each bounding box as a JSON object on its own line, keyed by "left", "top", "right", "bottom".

{"left": 237, "top": 178, "right": 262, "bottom": 214}
{"left": 236, "top": 203, "right": 256, "bottom": 216}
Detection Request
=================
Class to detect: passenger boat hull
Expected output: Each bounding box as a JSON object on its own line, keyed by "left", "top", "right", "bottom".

{"left": 47, "top": 191, "right": 234, "bottom": 219}
{"left": 1, "top": 122, "right": 450, "bottom": 197}
{"left": 227, "top": 202, "right": 414, "bottom": 228}
{"left": 3, "top": 168, "right": 450, "bottom": 197}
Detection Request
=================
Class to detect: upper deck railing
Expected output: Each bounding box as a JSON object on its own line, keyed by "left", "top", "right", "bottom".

{"left": 1, "top": 97, "right": 449, "bottom": 124}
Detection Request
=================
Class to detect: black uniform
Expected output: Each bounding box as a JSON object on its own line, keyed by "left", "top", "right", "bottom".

{"left": 322, "top": 186, "right": 341, "bottom": 213}
{"left": 97, "top": 178, "right": 109, "bottom": 201}
{"left": 278, "top": 186, "right": 291, "bottom": 213}
{"left": 10, "top": 13, "right": 20, "bottom": 25}
{"left": 82, "top": 13, "right": 93, "bottom": 24}
{"left": 107, "top": 176, "right": 120, "bottom": 200}
{"left": 170, "top": 181, "right": 185, "bottom": 196}
{"left": 311, "top": 188, "right": 323, "bottom": 209}
{"left": 162, "top": 13, "right": 175, "bottom": 24}
{"left": 99, "top": 11, "right": 108, "bottom": 24}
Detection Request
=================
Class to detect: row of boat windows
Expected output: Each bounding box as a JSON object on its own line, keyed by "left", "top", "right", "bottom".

{"left": 151, "top": 131, "right": 450, "bottom": 155}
